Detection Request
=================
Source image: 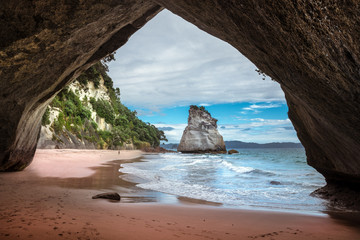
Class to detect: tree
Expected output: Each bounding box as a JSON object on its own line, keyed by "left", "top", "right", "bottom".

{"left": 115, "top": 87, "right": 120, "bottom": 100}
{"left": 41, "top": 107, "right": 51, "bottom": 126}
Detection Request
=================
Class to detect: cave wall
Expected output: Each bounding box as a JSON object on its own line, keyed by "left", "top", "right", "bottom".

{"left": 0, "top": 0, "right": 162, "bottom": 170}
{"left": 0, "top": 0, "right": 359, "bottom": 187}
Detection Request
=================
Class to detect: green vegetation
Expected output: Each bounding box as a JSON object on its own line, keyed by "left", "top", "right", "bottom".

{"left": 90, "top": 98, "right": 115, "bottom": 124}
{"left": 50, "top": 89, "right": 92, "bottom": 137}
{"left": 77, "top": 62, "right": 114, "bottom": 90}
{"left": 44, "top": 59, "right": 167, "bottom": 149}
{"left": 190, "top": 105, "right": 210, "bottom": 115}
{"left": 41, "top": 107, "right": 51, "bottom": 126}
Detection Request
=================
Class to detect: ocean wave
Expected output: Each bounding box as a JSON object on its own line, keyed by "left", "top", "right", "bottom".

{"left": 159, "top": 158, "right": 220, "bottom": 171}
{"left": 160, "top": 165, "right": 186, "bottom": 171}
{"left": 247, "top": 169, "right": 277, "bottom": 177}
{"left": 221, "top": 160, "right": 254, "bottom": 173}
{"left": 138, "top": 180, "right": 243, "bottom": 205}
{"left": 120, "top": 164, "right": 159, "bottom": 182}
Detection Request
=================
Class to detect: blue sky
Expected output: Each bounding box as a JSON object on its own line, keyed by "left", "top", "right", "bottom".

{"left": 108, "top": 10, "right": 299, "bottom": 144}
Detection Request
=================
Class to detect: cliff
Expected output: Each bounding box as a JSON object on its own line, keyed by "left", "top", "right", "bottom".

{"left": 37, "top": 77, "right": 118, "bottom": 149}
{"left": 37, "top": 61, "right": 166, "bottom": 150}
{"left": 178, "top": 106, "right": 226, "bottom": 153}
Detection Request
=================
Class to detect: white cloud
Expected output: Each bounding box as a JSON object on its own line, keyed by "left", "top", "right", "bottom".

{"left": 241, "top": 103, "right": 282, "bottom": 114}
{"left": 218, "top": 119, "right": 298, "bottom": 143}
{"left": 154, "top": 123, "right": 187, "bottom": 143}
{"left": 221, "top": 118, "right": 292, "bottom": 130}
{"left": 136, "top": 106, "right": 163, "bottom": 117}
{"left": 199, "top": 103, "right": 211, "bottom": 107}
{"left": 249, "top": 103, "right": 282, "bottom": 109}
{"left": 108, "top": 10, "right": 285, "bottom": 109}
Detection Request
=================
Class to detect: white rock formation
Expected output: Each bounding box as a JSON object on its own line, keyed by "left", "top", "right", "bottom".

{"left": 177, "top": 106, "right": 226, "bottom": 153}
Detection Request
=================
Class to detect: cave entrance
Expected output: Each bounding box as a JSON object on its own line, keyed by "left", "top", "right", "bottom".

{"left": 36, "top": 9, "right": 326, "bottom": 211}
{"left": 52, "top": 9, "right": 323, "bottom": 211}
{"left": 1, "top": 1, "right": 359, "bottom": 220}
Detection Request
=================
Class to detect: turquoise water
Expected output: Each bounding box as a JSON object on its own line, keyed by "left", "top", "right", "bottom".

{"left": 119, "top": 148, "right": 327, "bottom": 212}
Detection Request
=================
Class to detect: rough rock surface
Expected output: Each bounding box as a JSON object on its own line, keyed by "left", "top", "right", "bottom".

{"left": 0, "top": 0, "right": 162, "bottom": 171}
{"left": 0, "top": 1, "right": 359, "bottom": 197}
{"left": 37, "top": 124, "right": 97, "bottom": 150}
{"left": 311, "top": 184, "right": 360, "bottom": 211}
{"left": 178, "top": 107, "right": 226, "bottom": 153}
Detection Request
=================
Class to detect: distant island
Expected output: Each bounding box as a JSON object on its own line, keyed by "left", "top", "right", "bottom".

{"left": 163, "top": 141, "right": 303, "bottom": 150}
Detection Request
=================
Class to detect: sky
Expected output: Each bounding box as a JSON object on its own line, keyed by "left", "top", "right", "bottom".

{"left": 108, "top": 10, "right": 300, "bottom": 144}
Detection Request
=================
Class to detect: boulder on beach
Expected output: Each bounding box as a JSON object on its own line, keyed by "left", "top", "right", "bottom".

{"left": 92, "top": 192, "right": 121, "bottom": 201}
{"left": 177, "top": 105, "right": 226, "bottom": 153}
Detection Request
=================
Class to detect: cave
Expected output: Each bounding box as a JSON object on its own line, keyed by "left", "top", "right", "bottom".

{"left": 1, "top": 0, "right": 360, "bottom": 201}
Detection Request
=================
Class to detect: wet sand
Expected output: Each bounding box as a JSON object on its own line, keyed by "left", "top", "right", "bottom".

{"left": 0, "top": 149, "right": 359, "bottom": 239}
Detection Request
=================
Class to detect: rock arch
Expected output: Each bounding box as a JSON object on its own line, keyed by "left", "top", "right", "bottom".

{"left": 0, "top": 1, "right": 359, "bottom": 191}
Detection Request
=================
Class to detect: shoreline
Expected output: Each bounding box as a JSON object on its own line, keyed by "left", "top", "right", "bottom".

{"left": 117, "top": 153, "right": 356, "bottom": 217}
{"left": 119, "top": 150, "right": 329, "bottom": 215}
{"left": 0, "top": 149, "right": 359, "bottom": 239}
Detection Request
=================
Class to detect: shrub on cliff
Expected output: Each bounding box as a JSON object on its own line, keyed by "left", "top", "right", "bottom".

{"left": 77, "top": 65, "right": 101, "bottom": 88}
{"left": 41, "top": 107, "right": 51, "bottom": 126}
{"left": 89, "top": 98, "right": 115, "bottom": 125}
{"left": 190, "top": 105, "right": 209, "bottom": 114}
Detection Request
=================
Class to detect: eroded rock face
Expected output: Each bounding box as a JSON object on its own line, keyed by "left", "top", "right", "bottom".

{"left": 0, "top": 1, "right": 359, "bottom": 192}
{"left": 178, "top": 106, "right": 226, "bottom": 153}
{"left": 0, "top": 0, "right": 162, "bottom": 170}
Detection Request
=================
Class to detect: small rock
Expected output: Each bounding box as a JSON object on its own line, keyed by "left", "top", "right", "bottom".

{"left": 228, "top": 149, "right": 239, "bottom": 154}
{"left": 270, "top": 181, "right": 281, "bottom": 185}
{"left": 92, "top": 192, "right": 121, "bottom": 201}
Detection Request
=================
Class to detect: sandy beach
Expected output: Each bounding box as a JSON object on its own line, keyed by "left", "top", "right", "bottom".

{"left": 0, "top": 149, "right": 359, "bottom": 240}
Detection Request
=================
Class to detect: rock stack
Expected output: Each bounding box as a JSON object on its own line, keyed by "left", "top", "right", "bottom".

{"left": 177, "top": 106, "right": 226, "bottom": 153}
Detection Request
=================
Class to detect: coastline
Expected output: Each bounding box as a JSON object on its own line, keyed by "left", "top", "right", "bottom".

{"left": 0, "top": 149, "right": 359, "bottom": 239}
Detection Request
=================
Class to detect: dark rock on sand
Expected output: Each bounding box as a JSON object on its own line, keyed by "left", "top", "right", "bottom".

{"left": 92, "top": 192, "right": 121, "bottom": 201}
{"left": 228, "top": 149, "right": 239, "bottom": 154}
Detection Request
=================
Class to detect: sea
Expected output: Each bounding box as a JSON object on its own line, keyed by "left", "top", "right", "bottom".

{"left": 119, "top": 148, "right": 328, "bottom": 213}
